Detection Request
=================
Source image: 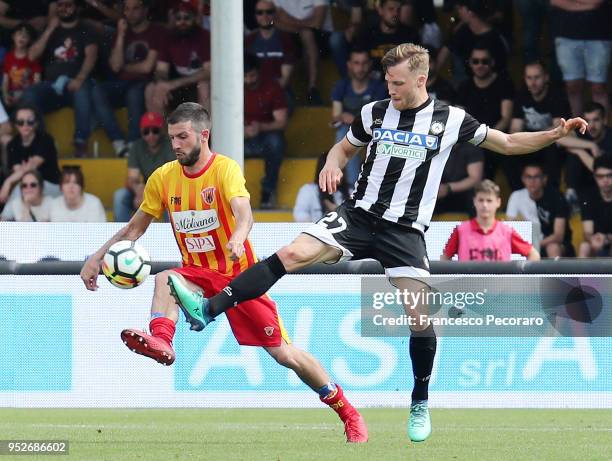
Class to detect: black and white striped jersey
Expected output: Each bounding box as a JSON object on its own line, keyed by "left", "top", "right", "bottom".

{"left": 346, "top": 97, "right": 488, "bottom": 232}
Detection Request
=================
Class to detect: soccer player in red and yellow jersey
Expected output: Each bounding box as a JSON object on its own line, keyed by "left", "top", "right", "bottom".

{"left": 80, "top": 103, "right": 368, "bottom": 443}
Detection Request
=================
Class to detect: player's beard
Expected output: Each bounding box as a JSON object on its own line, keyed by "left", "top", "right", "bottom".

{"left": 178, "top": 141, "right": 201, "bottom": 167}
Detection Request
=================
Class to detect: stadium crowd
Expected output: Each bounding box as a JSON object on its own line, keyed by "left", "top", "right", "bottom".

{"left": 0, "top": 0, "right": 610, "bottom": 258}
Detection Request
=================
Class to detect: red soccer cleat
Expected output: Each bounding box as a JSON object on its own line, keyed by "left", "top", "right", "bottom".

{"left": 344, "top": 411, "right": 369, "bottom": 443}
{"left": 121, "top": 328, "right": 175, "bottom": 366}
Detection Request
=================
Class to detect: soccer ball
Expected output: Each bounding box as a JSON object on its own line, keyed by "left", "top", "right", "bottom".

{"left": 102, "top": 240, "right": 151, "bottom": 289}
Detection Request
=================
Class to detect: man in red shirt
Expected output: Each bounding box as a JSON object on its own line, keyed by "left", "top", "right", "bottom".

{"left": 244, "top": 54, "right": 288, "bottom": 209}
{"left": 145, "top": 0, "right": 211, "bottom": 114}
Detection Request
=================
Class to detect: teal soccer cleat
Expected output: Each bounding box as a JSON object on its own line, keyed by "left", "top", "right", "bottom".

{"left": 408, "top": 400, "right": 431, "bottom": 442}
{"left": 167, "top": 274, "right": 214, "bottom": 331}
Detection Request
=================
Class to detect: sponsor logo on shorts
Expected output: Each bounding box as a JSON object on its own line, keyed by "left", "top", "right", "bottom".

{"left": 172, "top": 209, "right": 219, "bottom": 233}
{"left": 264, "top": 326, "right": 275, "bottom": 336}
{"left": 376, "top": 142, "right": 427, "bottom": 161}
{"left": 201, "top": 187, "right": 216, "bottom": 205}
{"left": 185, "top": 236, "right": 216, "bottom": 253}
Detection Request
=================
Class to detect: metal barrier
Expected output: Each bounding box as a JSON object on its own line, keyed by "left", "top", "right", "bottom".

{"left": 0, "top": 259, "right": 611, "bottom": 275}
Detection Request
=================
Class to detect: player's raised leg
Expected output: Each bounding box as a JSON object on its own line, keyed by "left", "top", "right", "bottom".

{"left": 167, "top": 234, "right": 341, "bottom": 329}
{"left": 265, "top": 341, "right": 368, "bottom": 443}
{"left": 121, "top": 270, "right": 197, "bottom": 365}
{"left": 393, "top": 276, "right": 436, "bottom": 442}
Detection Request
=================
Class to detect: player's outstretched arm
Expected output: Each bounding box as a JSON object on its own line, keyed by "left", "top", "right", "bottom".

{"left": 80, "top": 210, "right": 154, "bottom": 291}
{"left": 480, "top": 117, "right": 588, "bottom": 156}
{"left": 320, "top": 137, "right": 360, "bottom": 193}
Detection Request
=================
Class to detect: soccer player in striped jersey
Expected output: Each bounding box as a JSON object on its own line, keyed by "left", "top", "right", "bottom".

{"left": 80, "top": 103, "right": 368, "bottom": 443}
{"left": 165, "top": 44, "right": 588, "bottom": 443}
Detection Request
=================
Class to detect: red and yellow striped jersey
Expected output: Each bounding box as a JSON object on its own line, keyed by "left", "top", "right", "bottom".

{"left": 140, "top": 153, "right": 258, "bottom": 276}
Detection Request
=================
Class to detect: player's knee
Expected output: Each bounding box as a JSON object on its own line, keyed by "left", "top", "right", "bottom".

{"left": 278, "top": 244, "right": 312, "bottom": 266}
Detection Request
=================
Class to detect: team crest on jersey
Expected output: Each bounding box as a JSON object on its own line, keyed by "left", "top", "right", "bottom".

{"left": 201, "top": 187, "right": 216, "bottom": 205}
{"left": 429, "top": 121, "right": 445, "bottom": 136}
{"left": 264, "top": 326, "right": 275, "bottom": 336}
{"left": 373, "top": 118, "right": 383, "bottom": 127}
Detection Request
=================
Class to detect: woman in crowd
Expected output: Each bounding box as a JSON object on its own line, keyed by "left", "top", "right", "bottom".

{"left": 293, "top": 154, "right": 348, "bottom": 222}
{"left": 0, "top": 169, "right": 52, "bottom": 221}
{"left": 50, "top": 165, "right": 106, "bottom": 222}
{"left": 0, "top": 103, "right": 61, "bottom": 204}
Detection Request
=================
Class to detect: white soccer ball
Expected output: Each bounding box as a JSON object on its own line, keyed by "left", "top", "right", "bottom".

{"left": 102, "top": 240, "right": 151, "bottom": 289}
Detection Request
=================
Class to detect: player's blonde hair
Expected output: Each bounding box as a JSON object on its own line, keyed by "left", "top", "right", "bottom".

{"left": 474, "top": 179, "right": 501, "bottom": 198}
{"left": 381, "top": 43, "right": 429, "bottom": 75}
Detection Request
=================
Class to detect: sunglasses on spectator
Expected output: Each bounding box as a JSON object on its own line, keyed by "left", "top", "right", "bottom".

{"left": 522, "top": 174, "right": 543, "bottom": 180}
{"left": 255, "top": 8, "right": 275, "bottom": 15}
{"left": 594, "top": 172, "right": 612, "bottom": 180}
{"left": 21, "top": 182, "right": 39, "bottom": 189}
{"left": 470, "top": 58, "right": 491, "bottom": 66}
{"left": 142, "top": 127, "right": 161, "bottom": 136}
{"left": 16, "top": 118, "right": 36, "bottom": 126}
{"left": 175, "top": 13, "right": 193, "bottom": 21}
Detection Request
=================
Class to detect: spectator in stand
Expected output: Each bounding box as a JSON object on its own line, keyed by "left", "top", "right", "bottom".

{"left": 425, "top": 46, "right": 455, "bottom": 104}
{"left": 145, "top": 0, "right": 210, "bottom": 114}
{"left": 456, "top": 44, "right": 513, "bottom": 181}
{"left": 550, "top": 0, "right": 611, "bottom": 116}
{"left": 243, "top": 54, "right": 288, "bottom": 209}
{"left": 81, "top": 0, "right": 121, "bottom": 31}
{"left": 578, "top": 156, "right": 612, "bottom": 257}
{"left": 80, "top": 0, "right": 122, "bottom": 78}
{"left": 2, "top": 23, "right": 42, "bottom": 111}
{"left": 566, "top": 102, "right": 612, "bottom": 206}
{"left": 434, "top": 143, "right": 483, "bottom": 215}
{"left": 293, "top": 153, "right": 347, "bottom": 222}
{"left": 246, "top": 0, "right": 297, "bottom": 90}
{"left": 506, "top": 163, "right": 574, "bottom": 258}
{"left": 400, "top": 0, "right": 442, "bottom": 50}
{"left": 113, "top": 112, "right": 174, "bottom": 222}
{"left": 22, "top": 0, "right": 98, "bottom": 157}
{"left": 0, "top": 169, "right": 52, "bottom": 221}
{"left": 436, "top": 0, "right": 508, "bottom": 85}
{"left": 330, "top": 49, "right": 386, "bottom": 187}
{"left": 0, "top": 0, "right": 53, "bottom": 33}
{"left": 509, "top": 61, "right": 572, "bottom": 191}
{"left": 0, "top": 92, "right": 12, "bottom": 145}
{"left": 50, "top": 165, "right": 106, "bottom": 222}
{"left": 92, "top": 0, "right": 165, "bottom": 152}
{"left": 515, "top": 0, "right": 548, "bottom": 62}
{"left": 0, "top": 104, "right": 60, "bottom": 205}
{"left": 353, "top": 0, "right": 419, "bottom": 79}
{"left": 441, "top": 179, "right": 539, "bottom": 261}
{"left": 328, "top": 0, "right": 363, "bottom": 77}
{"left": 272, "top": 0, "right": 333, "bottom": 105}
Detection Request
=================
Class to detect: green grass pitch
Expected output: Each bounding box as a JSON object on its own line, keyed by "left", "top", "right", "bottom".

{"left": 1, "top": 408, "right": 611, "bottom": 461}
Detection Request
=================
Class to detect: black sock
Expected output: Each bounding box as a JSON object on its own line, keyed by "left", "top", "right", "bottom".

{"left": 207, "top": 253, "right": 287, "bottom": 317}
{"left": 409, "top": 324, "right": 437, "bottom": 402}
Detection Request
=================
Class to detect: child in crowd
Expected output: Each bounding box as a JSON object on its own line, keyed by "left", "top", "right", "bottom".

{"left": 2, "top": 23, "right": 42, "bottom": 110}
{"left": 441, "top": 180, "right": 540, "bottom": 261}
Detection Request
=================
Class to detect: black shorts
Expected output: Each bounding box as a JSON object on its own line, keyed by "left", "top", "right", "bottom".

{"left": 303, "top": 202, "right": 430, "bottom": 278}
